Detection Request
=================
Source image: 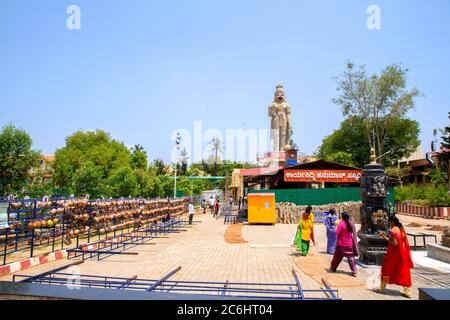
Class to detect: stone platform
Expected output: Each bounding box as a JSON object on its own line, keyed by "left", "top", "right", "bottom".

{"left": 427, "top": 243, "right": 450, "bottom": 264}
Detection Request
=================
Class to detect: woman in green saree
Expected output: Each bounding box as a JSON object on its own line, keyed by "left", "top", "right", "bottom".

{"left": 295, "top": 212, "right": 315, "bottom": 256}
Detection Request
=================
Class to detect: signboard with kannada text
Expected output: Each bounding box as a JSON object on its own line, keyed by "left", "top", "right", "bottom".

{"left": 284, "top": 169, "right": 362, "bottom": 183}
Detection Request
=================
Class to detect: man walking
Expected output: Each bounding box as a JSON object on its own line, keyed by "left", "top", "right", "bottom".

{"left": 188, "top": 201, "right": 195, "bottom": 225}
{"left": 202, "top": 199, "right": 207, "bottom": 214}
{"left": 209, "top": 196, "right": 215, "bottom": 214}
{"left": 214, "top": 199, "right": 220, "bottom": 218}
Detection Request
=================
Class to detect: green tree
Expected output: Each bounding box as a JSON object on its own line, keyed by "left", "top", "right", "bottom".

{"left": 316, "top": 116, "right": 369, "bottom": 166}
{"left": 155, "top": 175, "right": 175, "bottom": 198}
{"left": 71, "top": 161, "right": 105, "bottom": 198}
{"left": 149, "top": 158, "right": 166, "bottom": 176}
{"left": 175, "top": 176, "right": 194, "bottom": 196}
{"left": 215, "top": 161, "right": 255, "bottom": 179}
{"left": 333, "top": 62, "right": 421, "bottom": 161}
{"left": 385, "top": 166, "right": 411, "bottom": 187}
{"left": 107, "top": 167, "right": 139, "bottom": 198}
{"left": 425, "top": 185, "right": 450, "bottom": 207}
{"left": 53, "top": 130, "right": 132, "bottom": 193}
{"left": 316, "top": 116, "right": 420, "bottom": 167}
{"left": 131, "top": 144, "right": 148, "bottom": 170}
{"left": 134, "top": 168, "right": 158, "bottom": 198}
{"left": 323, "top": 151, "right": 355, "bottom": 167}
{"left": 190, "top": 159, "right": 255, "bottom": 178}
{"left": 0, "top": 124, "right": 40, "bottom": 195}
{"left": 428, "top": 168, "right": 448, "bottom": 186}
{"left": 186, "top": 166, "right": 204, "bottom": 177}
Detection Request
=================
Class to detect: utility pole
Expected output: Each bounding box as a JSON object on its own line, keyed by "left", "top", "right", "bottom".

{"left": 174, "top": 132, "right": 182, "bottom": 198}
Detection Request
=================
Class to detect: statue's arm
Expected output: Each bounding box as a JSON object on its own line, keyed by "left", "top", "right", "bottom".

{"left": 268, "top": 104, "right": 275, "bottom": 117}
{"left": 286, "top": 104, "right": 293, "bottom": 130}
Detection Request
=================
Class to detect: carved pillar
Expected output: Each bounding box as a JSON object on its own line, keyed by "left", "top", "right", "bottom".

{"left": 357, "top": 163, "right": 390, "bottom": 265}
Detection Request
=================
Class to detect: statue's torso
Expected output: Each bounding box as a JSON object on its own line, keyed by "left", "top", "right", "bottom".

{"left": 269, "top": 102, "right": 290, "bottom": 122}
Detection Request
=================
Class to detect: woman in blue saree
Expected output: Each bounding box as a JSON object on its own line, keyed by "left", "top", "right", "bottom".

{"left": 324, "top": 208, "right": 338, "bottom": 254}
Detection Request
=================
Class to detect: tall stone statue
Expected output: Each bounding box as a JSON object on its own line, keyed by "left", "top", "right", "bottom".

{"left": 268, "top": 85, "right": 293, "bottom": 151}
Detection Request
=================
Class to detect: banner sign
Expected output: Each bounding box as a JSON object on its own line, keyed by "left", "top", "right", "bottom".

{"left": 284, "top": 169, "right": 362, "bottom": 183}
{"left": 285, "top": 159, "right": 298, "bottom": 167}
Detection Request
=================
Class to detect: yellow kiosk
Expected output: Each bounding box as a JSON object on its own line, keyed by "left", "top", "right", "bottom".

{"left": 247, "top": 193, "right": 276, "bottom": 225}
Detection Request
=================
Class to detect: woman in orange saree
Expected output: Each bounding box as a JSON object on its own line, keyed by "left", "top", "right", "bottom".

{"left": 375, "top": 216, "right": 414, "bottom": 298}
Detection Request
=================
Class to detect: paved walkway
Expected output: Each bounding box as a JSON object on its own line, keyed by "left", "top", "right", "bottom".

{"left": 1, "top": 212, "right": 449, "bottom": 300}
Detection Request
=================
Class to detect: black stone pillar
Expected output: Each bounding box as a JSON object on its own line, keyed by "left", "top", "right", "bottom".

{"left": 357, "top": 163, "right": 389, "bottom": 265}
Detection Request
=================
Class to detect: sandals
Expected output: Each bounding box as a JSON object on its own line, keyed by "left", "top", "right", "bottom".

{"left": 373, "top": 288, "right": 411, "bottom": 298}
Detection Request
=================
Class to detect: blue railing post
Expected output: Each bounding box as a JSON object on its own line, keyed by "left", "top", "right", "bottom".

{"left": 292, "top": 268, "right": 304, "bottom": 300}
{"left": 3, "top": 230, "right": 8, "bottom": 265}
{"left": 30, "top": 200, "right": 37, "bottom": 258}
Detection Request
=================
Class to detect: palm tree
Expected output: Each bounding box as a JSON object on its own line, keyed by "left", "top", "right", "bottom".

{"left": 131, "top": 144, "right": 146, "bottom": 154}
{"left": 209, "top": 137, "right": 223, "bottom": 176}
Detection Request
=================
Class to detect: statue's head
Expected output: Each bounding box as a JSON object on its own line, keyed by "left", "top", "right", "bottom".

{"left": 274, "top": 85, "right": 285, "bottom": 102}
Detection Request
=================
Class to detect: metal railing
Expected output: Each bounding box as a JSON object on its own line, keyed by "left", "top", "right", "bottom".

{"left": 0, "top": 197, "right": 189, "bottom": 265}
{"left": 13, "top": 266, "right": 340, "bottom": 300}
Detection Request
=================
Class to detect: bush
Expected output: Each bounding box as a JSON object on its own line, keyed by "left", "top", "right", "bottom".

{"left": 395, "top": 184, "right": 450, "bottom": 207}
{"left": 394, "top": 185, "right": 426, "bottom": 202}
{"left": 425, "top": 185, "right": 450, "bottom": 207}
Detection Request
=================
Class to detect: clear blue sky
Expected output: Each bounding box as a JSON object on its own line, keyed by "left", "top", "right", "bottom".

{"left": 1, "top": 0, "right": 449, "bottom": 163}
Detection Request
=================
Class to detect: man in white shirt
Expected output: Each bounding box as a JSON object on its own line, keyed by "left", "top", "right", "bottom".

{"left": 209, "top": 196, "right": 215, "bottom": 214}
{"left": 188, "top": 202, "right": 195, "bottom": 225}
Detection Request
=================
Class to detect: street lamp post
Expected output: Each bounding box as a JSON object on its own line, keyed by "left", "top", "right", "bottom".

{"left": 174, "top": 132, "right": 182, "bottom": 198}
{"left": 375, "top": 150, "right": 393, "bottom": 162}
